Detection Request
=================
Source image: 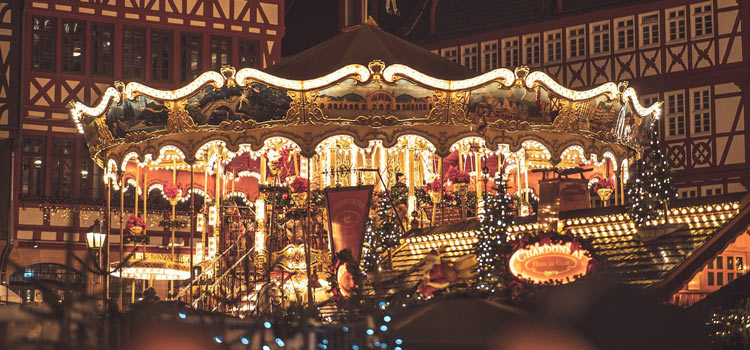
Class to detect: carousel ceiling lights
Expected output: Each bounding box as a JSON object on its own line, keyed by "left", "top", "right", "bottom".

{"left": 110, "top": 259, "right": 191, "bottom": 281}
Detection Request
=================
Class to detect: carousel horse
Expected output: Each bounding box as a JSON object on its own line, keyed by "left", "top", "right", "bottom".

{"left": 255, "top": 282, "right": 282, "bottom": 316}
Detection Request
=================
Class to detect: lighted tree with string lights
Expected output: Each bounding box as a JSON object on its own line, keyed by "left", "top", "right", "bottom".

{"left": 474, "top": 172, "right": 514, "bottom": 293}
{"left": 362, "top": 192, "right": 404, "bottom": 273}
{"left": 626, "top": 126, "right": 677, "bottom": 227}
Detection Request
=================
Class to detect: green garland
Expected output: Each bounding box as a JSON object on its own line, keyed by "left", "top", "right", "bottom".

{"left": 158, "top": 219, "right": 187, "bottom": 229}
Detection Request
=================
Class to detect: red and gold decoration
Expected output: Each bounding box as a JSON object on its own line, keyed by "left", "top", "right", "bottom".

{"left": 325, "top": 186, "right": 374, "bottom": 261}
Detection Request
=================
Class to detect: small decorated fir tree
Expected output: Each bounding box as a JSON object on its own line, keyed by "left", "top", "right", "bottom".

{"left": 626, "top": 126, "right": 677, "bottom": 227}
{"left": 474, "top": 172, "right": 514, "bottom": 293}
{"left": 362, "top": 193, "right": 403, "bottom": 273}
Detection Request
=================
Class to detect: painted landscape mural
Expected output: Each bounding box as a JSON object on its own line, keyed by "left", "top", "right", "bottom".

{"left": 316, "top": 79, "right": 436, "bottom": 120}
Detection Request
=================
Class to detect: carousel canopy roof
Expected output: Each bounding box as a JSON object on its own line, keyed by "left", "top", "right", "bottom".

{"left": 266, "top": 19, "right": 477, "bottom": 80}
{"left": 69, "top": 19, "right": 662, "bottom": 173}
{"left": 393, "top": 193, "right": 748, "bottom": 290}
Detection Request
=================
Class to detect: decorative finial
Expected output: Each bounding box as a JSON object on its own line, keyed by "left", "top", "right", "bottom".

{"left": 221, "top": 65, "right": 237, "bottom": 87}
{"left": 369, "top": 60, "right": 385, "bottom": 80}
{"left": 618, "top": 81, "right": 629, "bottom": 93}
{"left": 514, "top": 66, "right": 530, "bottom": 82}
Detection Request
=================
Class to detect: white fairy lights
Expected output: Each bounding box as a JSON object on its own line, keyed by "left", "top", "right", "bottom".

{"left": 235, "top": 65, "right": 370, "bottom": 91}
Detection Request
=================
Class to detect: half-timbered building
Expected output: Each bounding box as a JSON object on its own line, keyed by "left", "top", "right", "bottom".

{"left": 369, "top": 0, "right": 750, "bottom": 306}
{"left": 1, "top": 0, "right": 283, "bottom": 303}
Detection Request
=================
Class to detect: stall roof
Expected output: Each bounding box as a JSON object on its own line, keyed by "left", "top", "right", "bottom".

{"left": 265, "top": 19, "right": 477, "bottom": 81}
{"left": 391, "top": 192, "right": 750, "bottom": 292}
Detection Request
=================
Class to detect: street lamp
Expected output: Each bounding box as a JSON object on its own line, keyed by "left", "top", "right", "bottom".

{"left": 482, "top": 166, "right": 490, "bottom": 199}
{"left": 86, "top": 219, "right": 106, "bottom": 250}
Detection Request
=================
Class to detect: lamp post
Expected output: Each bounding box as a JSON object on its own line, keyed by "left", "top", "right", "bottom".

{"left": 86, "top": 220, "right": 106, "bottom": 304}
{"left": 482, "top": 166, "right": 490, "bottom": 199}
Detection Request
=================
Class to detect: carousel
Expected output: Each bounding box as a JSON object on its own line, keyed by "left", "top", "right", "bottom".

{"left": 69, "top": 21, "right": 659, "bottom": 316}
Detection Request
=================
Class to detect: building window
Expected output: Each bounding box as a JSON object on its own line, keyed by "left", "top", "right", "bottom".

{"left": 51, "top": 138, "right": 75, "bottom": 199}
{"left": 707, "top": 255, "right": 745, "bottom": 286}
{"left": 238, "top": 39, "right": 260, "bottom": 68}
{"left": 666, "top": 92, "right": 685, "bottom": 136}
{"left": 545, "top": 30, "right": 562, "bottom": 63}
{"left": 123, "top": 27, "right": 146, "bottom": 80}
{"left": 441, "top": 47, "right": 458, "bottom": 63}
{"left": 639, "top": 13, "right": 659, "bottom": 47}
{"left": 502, "top": 38, "right": 519, "bottom": 67}
{"left": 62, "top": 20, "right": 85, "bottom": 74}
{"left": 667, "top": 7, "right": 686, "bottom": 42}
{"left": 691, "top": 88, "right": 711, "bottom": 134}
{"left": 180, "top": 33, "right": 202, "bottom": 82}
{"left": 523, "top": 34, "right": 540, "bottom": 66}
{"left": 31, "top": 17, "right": 56, "bottom": 72}
{"left": 80, "top": 147, "right": 102, "bottom": 201}
{"left": 680, "top": 189, "right": 697, "bottom": 198}
{"left": 91, "top": 23, "right": 114, "bottom": 76}
{"left": 692, "top": 3, "right": 713, "bottom": 37}
{"left": 21, "top": 136, "right": 45, "bottom": 197}
{"left": 704, "top": 186, "right": 722, "bottom": 196}
{"left": 481, "top": 41, "right": 497, "bottom": 72}
{"left": 461, "top": 44, "right": 478, "bottom": 71}
{"left": 150, "top": 30, "right": 173, "bottom": 82}
{"left": 590, "top": 22, "right": 610, "bottom": 55}
{"left": 210, "top": 36, "right": 232, "bottom": 71}
{"left": 615, "top": 17, "right": 634, "bottom": 51}
{"left": 568, "top": 26, "right": 585, "bottom": 59}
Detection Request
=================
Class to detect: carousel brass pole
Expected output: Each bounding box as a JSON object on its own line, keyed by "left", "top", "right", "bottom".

{"left": 170, "top": 158, "right": 177, "bottom": 297}
{"left": 203, "top": 161, "right": 208, "bottom": 260}
{"left": 475, "top": 151, "right": 482, "bottom": 212}
{"left": 189, "top": 163, "right": 195, "bottom": 304}
{"left": 119, "top": 175, "right": 125, "bottom": 309}
{"left": 439, "top": 157, "right": 444, "bottom": 225}
{"left": 305, "top": 156, "right": 313, "bottom": 304}
{"left": 135, "top": 163, "right": 139, "bottom": 217}
{"left": 141, "top": 168, "right": 148, "bottom": 299}
{"left": 103, "top": 177, "right": 111, "bottom": 350}
{"left": 105, "top": 172, "right": 111, "bottom": 307}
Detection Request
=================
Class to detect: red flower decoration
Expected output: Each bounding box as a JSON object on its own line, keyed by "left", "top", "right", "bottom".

{"left": 425, "top": 177, "right": 442, "bottom": 192}
{"left": 163, "top": 183, "right": 182, "bottom": 199}
{"left": 454, "top": 171, "right": 471, "bottom": 184}
{"left": 593, "top": 176, "right": 615, "bottom": 191}
{"left": 125, "top": 214, "right": 146, "bottom": 230}
{"left": 289, "top": 177, "right": 309, "bottom": 193}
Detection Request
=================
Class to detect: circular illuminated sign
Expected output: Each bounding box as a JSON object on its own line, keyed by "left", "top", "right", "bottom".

{"left": 509, "top": 242, "right": 591, "bottom": 284}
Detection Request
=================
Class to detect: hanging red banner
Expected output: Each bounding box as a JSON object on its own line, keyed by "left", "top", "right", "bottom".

{"left": 325, "top": 185, "right": 374, "bottom": 261}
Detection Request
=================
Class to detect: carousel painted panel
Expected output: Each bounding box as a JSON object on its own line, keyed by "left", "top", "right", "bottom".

{"left": 185, "top": 83, "right": 291, "bottom": 126}
{"left": 314, "top": 78, "right": 436, "bottom": 122}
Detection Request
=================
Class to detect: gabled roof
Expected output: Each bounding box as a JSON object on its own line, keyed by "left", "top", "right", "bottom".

{"left": 265, "top": 20, "right": 477, "bottom": 80}
{"left": 647, "top": 192, "right": 750, "bottom": 298}
{"left": 562, "top": 193, "right": 746, "bottom": 287}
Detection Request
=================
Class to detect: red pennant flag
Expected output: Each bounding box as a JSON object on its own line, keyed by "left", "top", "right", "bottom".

{"left": 325, "top": 185, "right": 374, "bottom": 261}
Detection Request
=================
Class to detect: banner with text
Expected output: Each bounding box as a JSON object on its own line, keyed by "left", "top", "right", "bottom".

{"left": 325, "top": 185, "right": 374, "bottom": 261}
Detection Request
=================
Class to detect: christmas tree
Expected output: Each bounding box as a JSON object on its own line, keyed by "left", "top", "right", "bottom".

{"left": 626, "top": 126, "right": 677, "bottom": 227}
{"left": 474, "top": 172, "right": 514, "bottom": 293}
{"left": 362, "top": 192, "right": 404, "bottom": 274}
